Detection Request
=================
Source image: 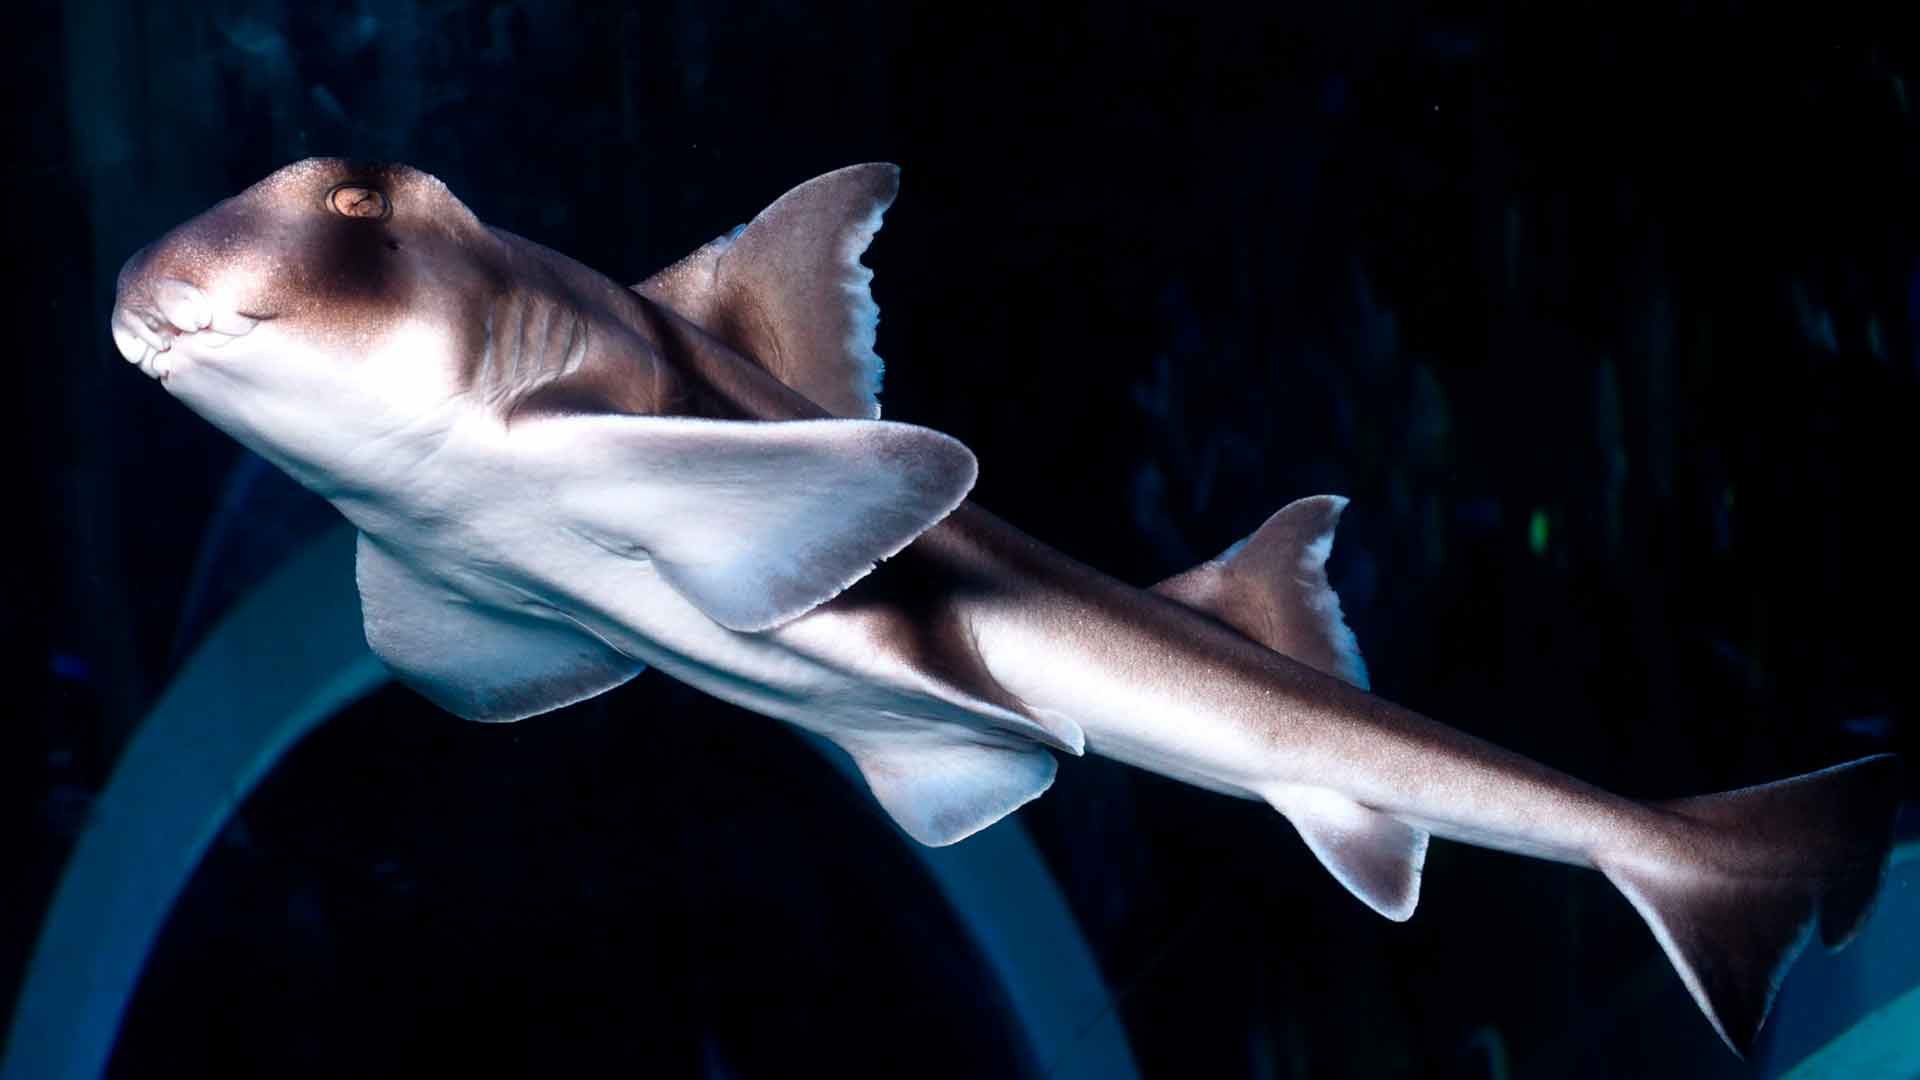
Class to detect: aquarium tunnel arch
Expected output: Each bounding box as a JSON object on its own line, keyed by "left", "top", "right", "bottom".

{"left": 2, "top": 523, "right": 1138, "bottom": 1080}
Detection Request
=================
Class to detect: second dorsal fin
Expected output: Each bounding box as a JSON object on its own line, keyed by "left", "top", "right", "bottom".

{"left": 635, "top": 164, "right": 898, "bottom": 420}
{"left": 1152, "top": 495, "right": 1369, "bottom": 689}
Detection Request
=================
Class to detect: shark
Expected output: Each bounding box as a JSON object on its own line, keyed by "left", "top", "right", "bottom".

{"left": 111, "top": 157, "right": 1900, "bottom": 1055}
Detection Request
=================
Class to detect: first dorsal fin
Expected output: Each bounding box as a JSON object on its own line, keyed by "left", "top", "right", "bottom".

{"left": 1152, "top": 495, "right": 1369, "bottom": 689}
{"left": 635, "top": 164, "right": 897, "bottom": 420}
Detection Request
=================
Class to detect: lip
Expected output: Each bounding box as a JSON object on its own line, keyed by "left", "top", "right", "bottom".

{"left": 109, "top": 279, "right": 268, "bottom": 381}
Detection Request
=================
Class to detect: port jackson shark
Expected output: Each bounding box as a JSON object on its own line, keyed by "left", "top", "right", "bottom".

{"left": 113, "top": 158, "right": 1901, "bottom": 1055}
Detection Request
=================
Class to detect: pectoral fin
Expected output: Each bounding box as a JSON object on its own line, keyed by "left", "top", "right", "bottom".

{"left": 356, "top": 534, "right": 643, "bottom": 722}
{"left": 845, "top": 734, "right": 1058, "bottom": 847}
{"left": 521, "top": 414, "right": 977, "bottom": 632}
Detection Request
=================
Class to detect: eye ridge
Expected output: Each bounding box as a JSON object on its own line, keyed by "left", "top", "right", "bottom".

{"left": 327, "top": 182, "right": 392, "bottom": 221}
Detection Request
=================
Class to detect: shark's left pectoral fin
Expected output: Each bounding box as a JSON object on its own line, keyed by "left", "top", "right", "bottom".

{"left": 357, "top": 534, "right": 644, "bottom": 722}
{"left": 527, "top": 414, "right": 977, "bottom": 632}
{"left": 846, "top": 734, "right": 1058, "bottom": 847}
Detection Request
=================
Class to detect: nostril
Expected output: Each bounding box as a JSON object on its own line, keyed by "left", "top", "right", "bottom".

{"left": 111, "top": 307, "right": 169, "bottom": 371}
{"left": 118, "top": 307, "right": 171, "bottom": 352}
{"left": 152, "top": 279, "right": 211, "bottom": 335}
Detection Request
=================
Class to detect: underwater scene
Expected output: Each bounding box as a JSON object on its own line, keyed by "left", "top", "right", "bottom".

{"left": 6, "top": 3, "right": 1918, "bottom": 1078}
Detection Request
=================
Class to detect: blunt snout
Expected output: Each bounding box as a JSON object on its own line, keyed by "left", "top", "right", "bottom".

{"left": 111, "top": 241, "right": 262, "bottom": 380}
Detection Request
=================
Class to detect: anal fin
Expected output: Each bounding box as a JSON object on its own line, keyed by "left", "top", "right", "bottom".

{"left": 356, "top": 533, "right": 643, "bottom": 722}
{"left": 1265, "top": 785, "right": 1429, "bottom": 921}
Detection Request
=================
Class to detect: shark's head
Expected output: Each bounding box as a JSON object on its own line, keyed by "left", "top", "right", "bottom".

{"left": 110, "top": 158, "right": 496, "bottom": 379}
{"left": 110, "top": 158, "right": 506, "bottom": 493}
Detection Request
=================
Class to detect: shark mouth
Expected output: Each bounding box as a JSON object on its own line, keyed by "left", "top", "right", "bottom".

{"left": 110, "top": 279, "right": 266, "bottom": 380}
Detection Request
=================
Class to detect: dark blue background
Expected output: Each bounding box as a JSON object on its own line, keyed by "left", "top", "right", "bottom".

{"left": 7, "top": 3, "right": 1915, "bottom": 1077}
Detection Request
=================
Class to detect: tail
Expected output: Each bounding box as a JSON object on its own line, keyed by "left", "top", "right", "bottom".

{"left": 1598, "top": 753, "right": 1903, "bottom": 1056}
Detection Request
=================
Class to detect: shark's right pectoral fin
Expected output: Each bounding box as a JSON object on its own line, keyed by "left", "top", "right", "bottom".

{"left": 356, "top": 534, "right": 644, "bottom": 722}
{"left": 522, "top": 414, "right": 977, "bottom": 633}
{"left": 845, "top": 734, "right": 1058, "bottom": 847}
{"left": 1264, "top": 784, "right": 1429, "bottom": 921}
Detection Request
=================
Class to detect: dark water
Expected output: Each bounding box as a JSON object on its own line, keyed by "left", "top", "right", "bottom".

{"left": 6, "top": 4, "right": 1917, "bottom": 1078}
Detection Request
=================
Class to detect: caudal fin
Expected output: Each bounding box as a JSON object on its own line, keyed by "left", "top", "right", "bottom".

{"left": 1599, "top": 754, "right": 1902, "bottom": 1056}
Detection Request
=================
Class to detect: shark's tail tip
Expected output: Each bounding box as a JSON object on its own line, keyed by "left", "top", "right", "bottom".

{"left": 1601, "top": 753, "right": 1903, "bottom": 1056}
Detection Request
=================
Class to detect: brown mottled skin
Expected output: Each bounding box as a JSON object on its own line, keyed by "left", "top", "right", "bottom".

{"left": 113, "top": 159, "right": 1902, "bottom": 1056}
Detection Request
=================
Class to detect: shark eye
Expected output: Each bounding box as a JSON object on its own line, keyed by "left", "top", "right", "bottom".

{"left": 327, "top": 183, "right": 391, "bottom": 221}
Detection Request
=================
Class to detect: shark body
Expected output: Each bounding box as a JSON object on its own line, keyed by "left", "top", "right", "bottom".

{"left": 112, "top": 158, "right": 1900, "bottom": 1055}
